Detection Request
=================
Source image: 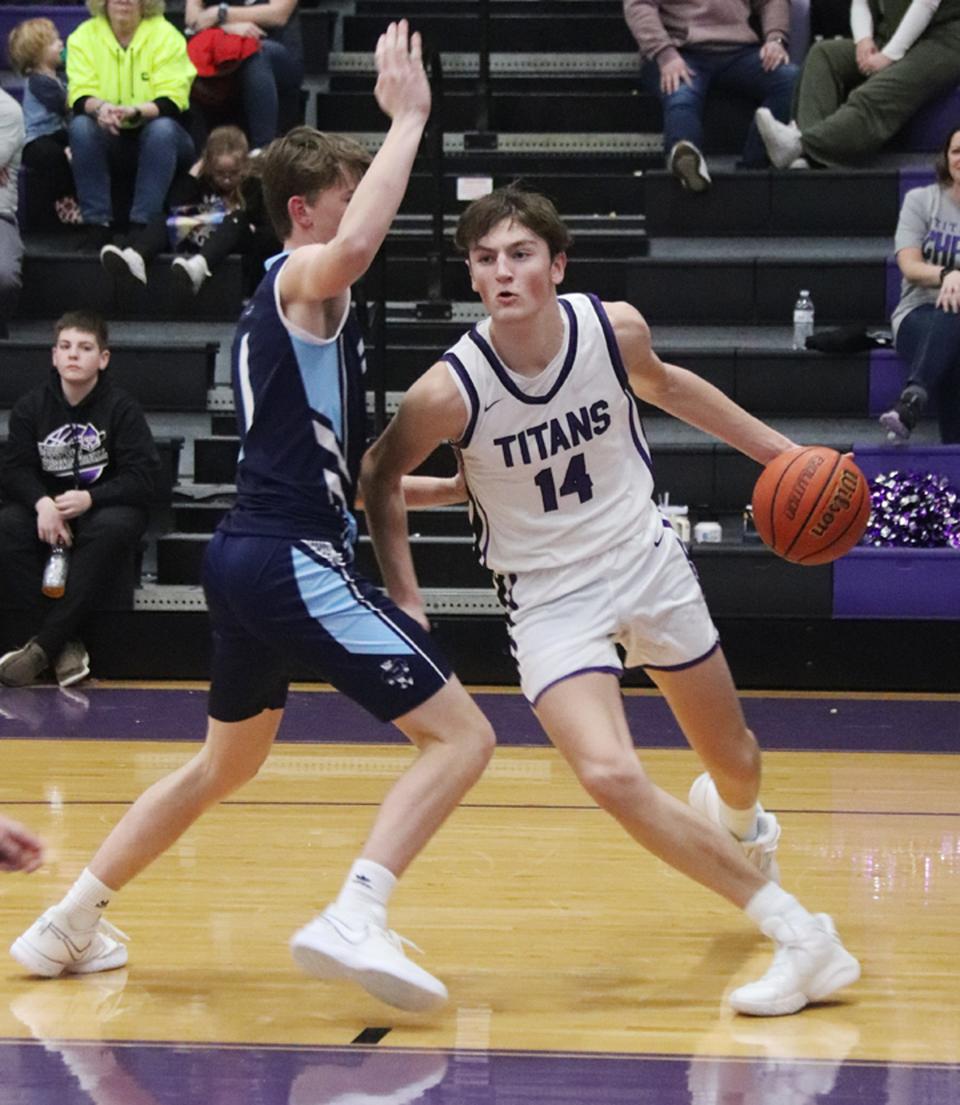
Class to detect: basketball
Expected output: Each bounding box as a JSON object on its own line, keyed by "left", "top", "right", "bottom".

{"left": 751, "top": 447, "right": 871, "bottom": 565}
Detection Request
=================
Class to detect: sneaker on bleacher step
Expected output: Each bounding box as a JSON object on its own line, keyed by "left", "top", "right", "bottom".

{"left": 100, "top": 244, "right": 147, "bottom": 285}
{"left": 290, "top": 906, "right": 448, "bottom": 1012}
{"left": 0, "top": 639, "right": 49, "bottom": 687}
{"left": 755, "top": 108, "right": 804, "bottom": 169}
{"left": 689, "top": 771, "right": 781, "bottom": 882}
{"left": 10, "top": 906, "right": 128, "bottom": 977}
{"left": 54, "top": 640, "right": 90, "bottom": 688}
{"left": 171, "top": 254, "right": 211, "bottom": 295}
{"left": 728, "top": 913, "right": 860, "bottom": 1016}
{"left": 668, "top": 140, "right": 711, "bottom": 193}
{"left": 880, "top": 384, "right": 926, "bottom": 441}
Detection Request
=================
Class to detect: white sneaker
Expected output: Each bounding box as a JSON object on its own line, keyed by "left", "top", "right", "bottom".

{"left": 10, "top": 906, "right": 128, "bottom": 977}
{"left": 689, "top": 772, "right": 781, "bottom": 882}
{"left": 100, "top": 244, "right": 147, "bottom": 285}
{"left": 290, "top": 907, "right": 448, "bottom": 1013}
{"left": 729, "top": 913, "right": 861, "bottom": 1016}
{"left": 171, "top": 253, "right": 211, "bottom": 294}
{"left": 755, "top": 107, "right": 804, "bottom": 170}
{"left": 668, "top": 140, "right": 711, "bottom": 192}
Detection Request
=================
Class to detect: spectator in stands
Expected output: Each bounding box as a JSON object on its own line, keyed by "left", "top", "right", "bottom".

{"left": 0, "top": 310, "right": 160, "bottom": 689}
{"left": 0, "top": 88, "right": 25, "bottom": 339}
{"left": 755, "top": 0, "right": 960, "bottom": 168}
{"left": 184, "top": 0, "right": 303, "bottom": 148}
{"left": 65, "top": 0, "right": 196, "bottom": 251}
{"left": 880, "top": 125, "right": 960, "bottom": 442}
{"left": 0, "top": 815, "right": 44, "bottom": 873}
{"left": 624, "top": 0, "right": 798, "bottom": 192}
{"left": 100, "top": 124, "right": 278, "bottom": 294}
{"left": 7, "top": 17, "right": 79, "bottom": 230}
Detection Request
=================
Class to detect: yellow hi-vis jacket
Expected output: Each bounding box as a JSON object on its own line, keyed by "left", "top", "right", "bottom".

{"left": 67, "top": 15, "right": 195, "bottom": 113}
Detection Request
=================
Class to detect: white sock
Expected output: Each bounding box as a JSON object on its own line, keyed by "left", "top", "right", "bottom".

{"left": 745, "top": 881, "right": 814, "bottom": 931}
{"left": 333, "top": 859, "right": 396, "bottom": 929}
{"left": 60, "top": 868, "right": 114, "bottom": 931}
{"left": 717, "top": 793, "right": 760, "bottom": 841}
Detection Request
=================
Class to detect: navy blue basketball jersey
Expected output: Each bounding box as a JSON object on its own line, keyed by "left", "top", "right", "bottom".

{"left": 219, "top": 253, "right": 367, "bottom": 547}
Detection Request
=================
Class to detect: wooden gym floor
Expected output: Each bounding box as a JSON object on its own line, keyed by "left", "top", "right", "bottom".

{"left": 0, "top": 683, "right": 958, "bottom": 1103}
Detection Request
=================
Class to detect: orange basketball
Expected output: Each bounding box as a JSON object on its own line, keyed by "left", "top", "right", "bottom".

{"left": 751, "top": 447, "right": 871, "bottom": 565}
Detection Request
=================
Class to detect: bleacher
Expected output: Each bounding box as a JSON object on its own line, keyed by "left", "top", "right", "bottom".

{"left": 1, "top": 0, "right": 958, "bottom": 690}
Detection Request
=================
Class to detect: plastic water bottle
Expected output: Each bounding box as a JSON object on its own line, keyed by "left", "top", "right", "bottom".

{"left": 42, "top": 544, "right": 70, "bottom": 598}
{"left": 792, "top": 290, "right": 815, "bottom": 350}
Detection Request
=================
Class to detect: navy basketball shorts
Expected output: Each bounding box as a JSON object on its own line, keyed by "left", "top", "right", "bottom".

{"left": 202, "top": 532, "right": 451, "bottom": 723}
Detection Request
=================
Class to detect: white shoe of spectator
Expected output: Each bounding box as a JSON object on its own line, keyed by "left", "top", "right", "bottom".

{"left": 100, "top": 244, "right": 147, "bottom": 285}
{"left": 668, "top": 140, "right": 711, "bottom": 193}
{"left": 755, "top": 108, "right": 804, "bottom": 170}
{"left": 172, "top": 254, "right": 211, "bottom": 295}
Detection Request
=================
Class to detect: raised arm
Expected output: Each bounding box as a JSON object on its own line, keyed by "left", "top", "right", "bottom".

{"left": 360, "top": 362, "right": 468, "bottom": 627}
{"left": 608, "top": 301, "right": 796, "bottom": 465}
{"left": 278, "top": 21, "right": 430, "bottom": 309}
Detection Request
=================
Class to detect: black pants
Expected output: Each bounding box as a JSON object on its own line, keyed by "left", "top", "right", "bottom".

{"left": 0, "top": 502, "right": 146, "bottom": 659}
{"left": 22, "top": 132, "right": 75, "bottom": 230}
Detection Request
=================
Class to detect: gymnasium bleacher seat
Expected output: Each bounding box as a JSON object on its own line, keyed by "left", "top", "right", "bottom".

{"left": 2, "top": 0, "right": 958, "bottom": 689}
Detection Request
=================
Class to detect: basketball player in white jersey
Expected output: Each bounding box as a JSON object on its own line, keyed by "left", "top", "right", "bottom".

{"left": 360, "top": 186, "right": 861, "bottom": 1016}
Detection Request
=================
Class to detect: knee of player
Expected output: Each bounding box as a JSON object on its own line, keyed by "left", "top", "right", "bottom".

{"left": 464, "top": 716, "right": 496, "bottom": 774}
{"left": 195, "top": 744, "right": 267, "bottom": 795}
{"left": 578, "top": 755, "right": 648, "bottom": 810}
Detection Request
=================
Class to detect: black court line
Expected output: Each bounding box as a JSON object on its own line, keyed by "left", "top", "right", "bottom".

{"left": 1, "top": 799, "right": 957, "bottom": 817}
{"left": 350, "top": 1027, "right": 392, "bottom": 1045}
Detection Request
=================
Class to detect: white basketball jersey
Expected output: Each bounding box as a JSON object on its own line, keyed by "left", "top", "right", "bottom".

{"left": 445, "top": 293, "right": 657, "bottom": 574}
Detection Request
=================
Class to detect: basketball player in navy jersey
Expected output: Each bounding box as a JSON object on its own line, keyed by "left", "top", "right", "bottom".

{"left": 361, "top": 186, "right": 860, "bottom": 1016}
{"left": 11, "top": 22, "right": 494, "bottom": 1013}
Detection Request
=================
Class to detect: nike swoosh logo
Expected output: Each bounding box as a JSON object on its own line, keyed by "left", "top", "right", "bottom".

{"left": 654, "top": 529, "right": 665, "bottom": 547}
{"left": 483, "top": 399, "right": 503, "bottom": 412}
{"left": 322, "top": 915, "right": 366, "bottom": 944}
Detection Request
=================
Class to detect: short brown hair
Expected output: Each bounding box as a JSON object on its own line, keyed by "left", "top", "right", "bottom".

{"left": 454, "top": 186, "right": 572, "bottom": 258}
{"left": 934, "top": 126, "right": 960, "bottom": 186}
{"left": 54, "top": 310, "right": 109, "bottom": 350}
{"left": 259, "top": 127, "right": 373, "bottom": 240}
{"left": 7, "top": 18, "right": 58, "bottom": 75}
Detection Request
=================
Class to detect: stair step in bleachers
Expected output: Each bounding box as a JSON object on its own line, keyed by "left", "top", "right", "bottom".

{"left": 0, "top": 340, "right": 217, "bottom": 412}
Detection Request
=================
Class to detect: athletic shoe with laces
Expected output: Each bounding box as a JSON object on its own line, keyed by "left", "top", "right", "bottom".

{"left": 689, "top": 772, "right": 781, "bottom": 882}
{"left": 10, "top": 906, "right": 128, "bottom": 977}
{"left": 755, "top": 107, "right": 804, "bottom": 169}
{"left": 728, "top": 912, "right": 860, "bottom": 1016}
{"left": 100, "top": 244, "right": 147, "bottom": 285}
{"left": 171, "top": 254, "right": 211, "bottom": 295}
{"left": 0, "top": 639, "right": 49, "bottom": 687}
{"left": 669, "top": 140, "right": 711, "bottom": 192}
{"left": 54, "top": 640, "right": 90, "bottom": 688}
{"left": 289, "top": 906, "right": 448, "bottom": 1012}
{"left": 880, "top": 384, "right": 926, "bottom": 442}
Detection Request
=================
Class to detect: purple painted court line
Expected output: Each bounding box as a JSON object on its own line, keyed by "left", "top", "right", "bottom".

{"left": 0, "top": 1039, "right": 957, "bottom": 1105}
{"left": 0, "top": 686, "right": 958, "bottom": 753}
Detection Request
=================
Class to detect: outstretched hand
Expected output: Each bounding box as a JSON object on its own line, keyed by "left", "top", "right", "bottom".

{"left": 373, "top": 20, "right": 431, "bottom": 125}
{"left": 0, "top": 815, "right": 44, "bottom": 873}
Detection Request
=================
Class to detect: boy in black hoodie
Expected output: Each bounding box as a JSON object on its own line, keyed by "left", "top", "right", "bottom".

{"left": 0, "top": 310, "right": 159, "bottom": 687}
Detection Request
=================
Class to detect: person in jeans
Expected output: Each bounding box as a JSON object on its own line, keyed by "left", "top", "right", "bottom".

{"left": 65, "top": 0, "right": 196, "bottom": 251}
{"left": 881, "top": 125, "right": 960, "bottom": 442}
{"left": 184, "top": 0, "right": 303, "bottom": 147}
{"left": 0, "top": 88, "right": 25, "bottom": 338}
{"left": 0, "top": 310, "right": 159, "bottom": 688}
{"left": 624, "top": 0, "right": 798, "bottom": 192}
{"left": 756, "top": 0, "right": 960, "bottom": 169}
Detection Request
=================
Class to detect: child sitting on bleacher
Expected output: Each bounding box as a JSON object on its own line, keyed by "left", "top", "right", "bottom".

{"left": 7, "top": 17, "right": 79, "bottom": 230}
{"left": 100, "top": 124, "right": 277, "bottom": 295}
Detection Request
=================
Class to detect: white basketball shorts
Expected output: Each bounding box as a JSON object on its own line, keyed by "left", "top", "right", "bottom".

{"left": 503, "top": 513, "right": 720, "bottom": 704}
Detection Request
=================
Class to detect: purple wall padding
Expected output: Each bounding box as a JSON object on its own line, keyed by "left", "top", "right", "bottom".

{"left": 0, "top": 7, "right": 86, "bottom": 70}
{"left": 894, "top": 86, "right": 960, "bottom": 152}
{"left": 868, "top": 347, "right": 909, "bottom": 414}
{"left": 834, "top": 547, "right": 960, "bottom": 618}
{"left": 852, "top": 443, "right": 960, "bottom": 483}
{"left": 898, "top": 167, "right": 936, "bottom": 204}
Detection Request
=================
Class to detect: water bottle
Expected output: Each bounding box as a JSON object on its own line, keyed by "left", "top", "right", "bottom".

{"left": 792, "top": 289, "right": 815, "bottom": 350}
{"left": 42, "top": 544, "right": 70, "bottom": 598}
